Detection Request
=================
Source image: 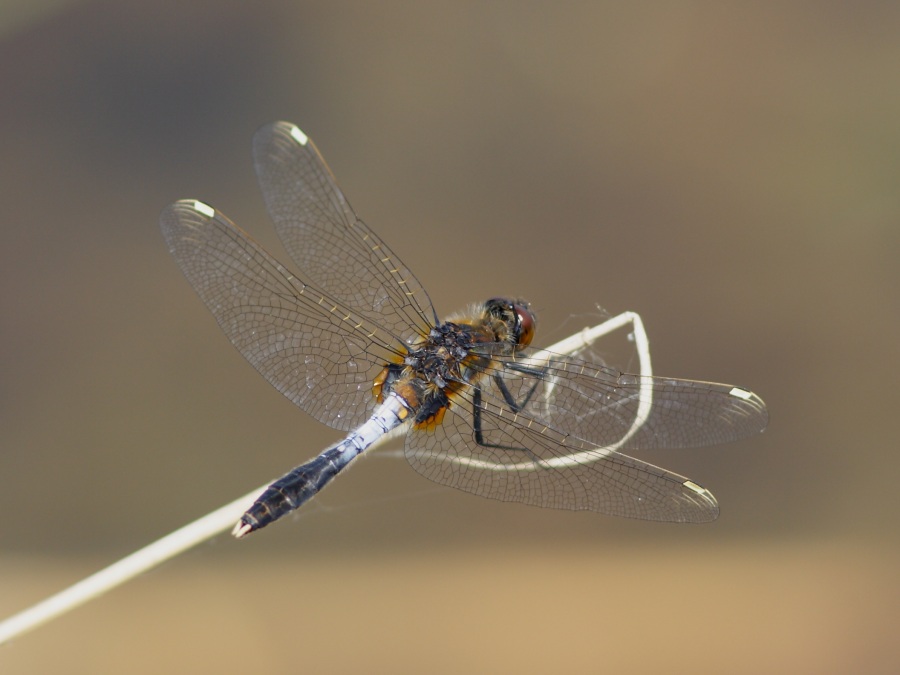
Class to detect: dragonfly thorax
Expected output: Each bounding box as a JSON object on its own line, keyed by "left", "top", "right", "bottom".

{"left": 404, "top": 321, "right": 476, "bottom": 388}
{"left": 393, "top": 298, "right": 536, "bottom": 401}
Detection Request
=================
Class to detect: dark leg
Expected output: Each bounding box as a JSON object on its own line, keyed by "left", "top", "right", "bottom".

{"left": 471, "top": 386, "right": 539, "bottom": 459}
{"left": 492, "top": 363, "right": 543, "bottom": 412}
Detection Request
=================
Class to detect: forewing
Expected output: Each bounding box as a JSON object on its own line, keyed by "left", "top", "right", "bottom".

{"left": 476, "top": 346, "right": 768, "bottom": 451}
{"left": 160, "top": 199, "right": 405, "bottom": 431}
{"left": 404, "top": 390, "right": 719, "bottom": 522}
{"left": 252, "top": 121, "right": 436, "bottom": 339}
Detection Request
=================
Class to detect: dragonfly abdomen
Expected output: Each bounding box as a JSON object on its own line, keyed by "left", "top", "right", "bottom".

{"left": 232, "top": 394, "right": 410, "bottom": 537}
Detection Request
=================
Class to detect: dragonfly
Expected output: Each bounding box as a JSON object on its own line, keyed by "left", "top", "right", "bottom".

{"left": 160, "top": 121, "right": 768, "bottom": 538}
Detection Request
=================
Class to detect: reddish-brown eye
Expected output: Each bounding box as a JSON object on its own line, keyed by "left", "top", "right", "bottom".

{"left": 513, "top": 302, "right": 536, "bottom": 346}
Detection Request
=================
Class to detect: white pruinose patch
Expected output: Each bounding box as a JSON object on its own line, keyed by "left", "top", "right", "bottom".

{"left": 729, "top": 387, "right": 754, "bottom": 401}
{"left": 290, "top": 125, "right": 309, "bottom": 146}
{"left": 351, "top": 393, "right": 409, "bottom": 452}
{"left": 192, "top": 200, "right": 215, "bottom": 218}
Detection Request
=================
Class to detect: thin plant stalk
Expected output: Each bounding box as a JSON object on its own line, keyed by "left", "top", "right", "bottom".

{"left": 0, "top": 312, "right": 649, "bottom": 645}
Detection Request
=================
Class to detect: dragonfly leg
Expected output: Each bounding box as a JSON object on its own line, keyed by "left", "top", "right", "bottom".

{"left": 470, "top": 386, "right": 546, "bottom": 465}
{"left": 492, "top": 364, "right": 544, "bottom": 412}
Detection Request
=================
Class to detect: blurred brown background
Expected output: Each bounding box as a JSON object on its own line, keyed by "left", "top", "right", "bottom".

{"left": 1, "top": 2, "right": 898, "bottom": 673}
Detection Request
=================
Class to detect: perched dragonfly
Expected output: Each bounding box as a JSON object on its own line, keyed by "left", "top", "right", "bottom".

{"left": 160, "top": 122, "right": 768, "bottom": 538}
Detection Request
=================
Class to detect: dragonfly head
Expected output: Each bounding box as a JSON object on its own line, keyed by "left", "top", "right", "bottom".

{"left": 484, "top": 298, "right": 536, "bottom": 348}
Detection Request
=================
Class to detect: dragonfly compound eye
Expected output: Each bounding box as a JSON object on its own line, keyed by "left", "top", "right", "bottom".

{"left": 512, "top": 302, "right": 536, "bottom": 347}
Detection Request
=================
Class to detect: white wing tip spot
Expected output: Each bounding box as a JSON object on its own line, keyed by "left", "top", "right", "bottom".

{"left": 729, "top": 387, "right": 754, "bottom": 401}
{"left": 191, "top": 200, "right": 215, "bottom": 218}
{"left": 681, "top": 480, "right": 716, "bottom": 504}
{"left": 683, "top": 480, "right": 710, "bottom": 499}
{"left": 289, "top": 125, "right": 309, "bottom": 146}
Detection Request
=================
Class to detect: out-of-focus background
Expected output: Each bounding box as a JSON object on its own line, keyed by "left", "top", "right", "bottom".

{"left": 1, "top": 2, "right": 898, "bottom": 673}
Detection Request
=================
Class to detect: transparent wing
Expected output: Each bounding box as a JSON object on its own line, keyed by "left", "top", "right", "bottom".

{"left": 160, "top": 199, "right": 407, "bottom": 431}
{"left": 474, "top": 346, "right": 768, "bottom": 451}
{"left": 403, "top": 345, "right": 766, "bottom": 521}
{"left": 404, "top": 389, "right": 719, "bottom": 522}
{"left": 252, "top": 121, "right": 436, "bottom": 340}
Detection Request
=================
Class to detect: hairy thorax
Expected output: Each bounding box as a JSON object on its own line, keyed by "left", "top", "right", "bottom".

{"left": 372, "top": 299, "right": 535, "bottom": 429}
